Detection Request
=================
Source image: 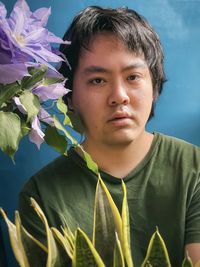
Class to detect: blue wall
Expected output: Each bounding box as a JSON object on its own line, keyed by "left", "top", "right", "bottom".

{"left": 1, "top": 0, "right": 200, "bottom": 266}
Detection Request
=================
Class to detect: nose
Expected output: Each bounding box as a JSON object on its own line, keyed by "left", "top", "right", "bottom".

{"left": 108, "top": 81, "right": 130, "bottom": 106}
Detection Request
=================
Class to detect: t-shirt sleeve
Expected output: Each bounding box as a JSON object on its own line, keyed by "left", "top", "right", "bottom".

{"left": 185, "top": 173, "right": 200, "bottom": 244}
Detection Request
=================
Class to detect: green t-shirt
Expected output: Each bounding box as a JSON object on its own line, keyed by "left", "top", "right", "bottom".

{"left": 19, "top": 132, "right": 200, "bottom": 266}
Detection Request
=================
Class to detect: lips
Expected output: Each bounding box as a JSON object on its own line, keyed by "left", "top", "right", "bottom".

{"left": 107, "top": 111, "right": 132, "bottom": 122}
{"left": 107, "top": 111, "right": 134, "bottom": 127}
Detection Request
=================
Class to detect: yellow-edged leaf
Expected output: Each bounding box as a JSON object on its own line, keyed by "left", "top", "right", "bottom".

{"left": 52, "top": 227, "right": 74, "bottom": 259}
{"left": 0, "top": 208, "right": 26, "bottom": 267}
{"left": 15, "top": 211, "right": 47, "bottom": 267}
{"left": 113, "top": 232, "right": 125, "bottom": 267}
{"left": 121, "top": 181, "right": 134, "bottom": 267}
{"left": 93, "top": 179, "right": 117, "bottom": 266}
{"left": 97, "top": 176, "right": 122, "bottom": 243}
{"left": 141, "top": 228, "right": 171, "bottom": 267}
{"left": 30, "top": 198, "right": 69, "bottom": 267}
{"left": 72, "top": 228, "right": 105, "bottom": 267}
{"left": 182, "top": 252, "right": 194, "bottom": 267}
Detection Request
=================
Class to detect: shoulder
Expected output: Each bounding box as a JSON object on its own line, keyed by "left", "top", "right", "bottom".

{"left": 153, "top": 132, "right": 200, "bottom": 177}
{"left": 20, "top": 148, "right": 86, "bottom": 195}
{"left": 156, "top": 132, "right": 200, "bottom": 157}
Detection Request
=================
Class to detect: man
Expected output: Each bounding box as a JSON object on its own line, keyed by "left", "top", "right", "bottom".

{"left": 19, "top": 6, "right": 200, "bottom": 266}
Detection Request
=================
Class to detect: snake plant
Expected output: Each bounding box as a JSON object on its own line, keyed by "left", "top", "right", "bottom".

{"left": 0, "top": 176, "right": 199, "bottom": 267}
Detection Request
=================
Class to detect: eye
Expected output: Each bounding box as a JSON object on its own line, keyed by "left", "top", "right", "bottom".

{"left": 127, "top": 74, "right": 140, "bottom": 81}
{"left": 89, "top": 78, "right": 106, "bottom": 85}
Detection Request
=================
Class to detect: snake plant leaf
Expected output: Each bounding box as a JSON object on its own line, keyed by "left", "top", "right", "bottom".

{"left": 72, "top": 227, "right": 105, "bottom": 267}
{"left": 121, "top": 181, "right": 134, "bottom": 267}
{"left": 53, "top": 115, "right": 78, "bottom": 146}
{"left": 52, "top": 227, "right": 74, "bottom": 259}
{"left": 62, "top": 225, "right": 75, "bottom": 255}
{"left": 19, "top": 91, "right": 40, "bottom": 122}
{"left": 113, "top": 232, "right": 125, "bottom": 267}
{"left": 56, "top": 98, "right": 72, "bottom": 126}
{"left": 142, "top": 261, "right": 154, "bottom": 267}
{"left": 15, "top": 212, "right": 31, "bottom": 267}
{"left": 0, "top": 82, "right": 21, "bottom": 107}
{"left": 0, "top": 208, "right": 26, "bottom": 267}
{"left": 77, "top": 145, "right": 99, "bottom": 175}
{"left": 97, "top": 176, "right": 123, "bottom": 243}
{"left": 141, "top": 228, "right": 171, "bottom": 267}
{"left": 30, "top": 198, "right": 68, "bottom": 267}
{"left": 21, "top": 66, "right": 47, "bottom": 90}
{"left": 93, "top": 178, "right": 117, "bottom": 266}
{"left": 0, "top": 111, "right": 22, "bottom": 159}
{"left": 182, "top": 251, "right": 194, "bottom": 267}
{"left": 44, "top": 126, "right": 68, "bottom": 154}
{"left": 15, "top": 211, "right": 48, "bottom": 267}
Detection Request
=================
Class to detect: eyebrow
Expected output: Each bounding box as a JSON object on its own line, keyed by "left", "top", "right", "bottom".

{"left": 83, "top": 62, "right": 148, "bottom": 75}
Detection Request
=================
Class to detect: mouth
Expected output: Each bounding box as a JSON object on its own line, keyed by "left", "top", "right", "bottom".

{"left": 107, "top": 112, "right": 133, "bottom": 126}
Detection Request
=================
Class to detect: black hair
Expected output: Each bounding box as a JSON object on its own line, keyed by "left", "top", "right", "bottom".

{"left": 59, "top": 6, "right": 166, "bottom": 119}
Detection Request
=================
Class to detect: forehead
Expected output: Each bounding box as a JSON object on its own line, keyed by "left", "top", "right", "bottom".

{"left": 78, "top": 33, "right": 146, "bottom": 67}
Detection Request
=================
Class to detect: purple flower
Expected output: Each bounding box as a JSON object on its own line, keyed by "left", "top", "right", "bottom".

{"left": 38, "top": 108, "right": 54, "bottom": 126}
{"left": 13, "top": 96, "right": 27, "bottom": 114}
{"left": 32, "top": 82, "right": 69, "bottom": 102}
{"left": 28, "top": 115, "right": 45, "bottom": 149}
{"left": 0, "top": 0, "right": 70, "bottom": 84}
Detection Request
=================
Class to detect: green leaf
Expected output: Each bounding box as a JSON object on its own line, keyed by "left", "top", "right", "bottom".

{"left": 141, "top": 228, "right": 171, "bottom": 267}
{"left": 113, "top": 232, "right": 125, "bottom": 267}
{"left": 67, "top": 111, "right": 85, "bottom": 134}
{"left": 21, "top": 120, "right": 30, "bottom": 137}
{"left": 121, "top": 181, "right": 134, "bottom": 267}
{"left": 0, "top": 82, "right": 21, "bottom": 108}
{"left": 56, "top": 98, "right": 72, "bottom": 126}
{"left": 44, "top": 126, "right": 68, "bottom": 154}
{"left": 43, "top": 77, "right": 63, "bottom": 86}
{"left": 53, "top": 115, "right": 78, "bottom": 146}
{"left": 93, "top": 179, "right": 117, "bottom": 266}
{"left": 77, "top": 145, "right": 99, "bottom": 174}
{"left": 0, "top": 112, "right": 22, "bottom": 159}
{"left": 72, "top": 228, "right": 105, "bottom": 267}
{"left": 21, "top": 67, "right": 47, "bottom": 90}
{"left": 19, "top": 91, "right": 40, "bottom": 122}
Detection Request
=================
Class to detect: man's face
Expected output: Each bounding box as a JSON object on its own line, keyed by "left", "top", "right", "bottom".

{"left": 72, "top": 33, "right": 153, "bottom": 148}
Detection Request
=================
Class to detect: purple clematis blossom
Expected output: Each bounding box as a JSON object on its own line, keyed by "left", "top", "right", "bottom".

{"left": 32, "top": 82, "right": 70, "bottom": 102}
{"left": 0, "top": 0, "right": 70, "bottom": 84}
{"left": 38, "top": 108, "right": 54, "bottom": 126}
{"left": 28, "top": 115, "right": 45, "bottom": 149}
{"left": 13, "top": 96, "right": 27, "bottom": 114}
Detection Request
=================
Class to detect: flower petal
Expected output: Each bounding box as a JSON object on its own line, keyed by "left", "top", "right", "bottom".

{"left": 38, "top": 108, "right": 54, "bottom": 125}
{"left": 33, "top": 7, "right": 51, "bottom": 27}
{"left": 0, "top": 2, "right": 7, "bottom": 19}
{"left": 13, "top": 96, "right": 27, "bottom": 114}
{"left": 28, "top": 115, "right": 44, "bottom": 149}
{"left": 32, "top": 83, "right": 69, "bottom": 101}
{"left": 0, "top": 63, "right": 29, "bottom": 84}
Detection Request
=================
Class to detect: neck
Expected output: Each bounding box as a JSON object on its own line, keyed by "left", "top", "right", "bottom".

{"left": 80, "top": 131, "right": 154, "bottom": 178}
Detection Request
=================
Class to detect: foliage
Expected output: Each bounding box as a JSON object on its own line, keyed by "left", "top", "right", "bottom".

{"left": 0, "top": 0, "right": 74, "bottom": 160}
{"left": 1, "top": 177, "right": 199, "bottom": 267}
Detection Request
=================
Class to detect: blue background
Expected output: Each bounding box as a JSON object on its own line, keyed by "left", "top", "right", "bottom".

{"left": 1, "top": 0, "right": 200, "bottom": 266}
